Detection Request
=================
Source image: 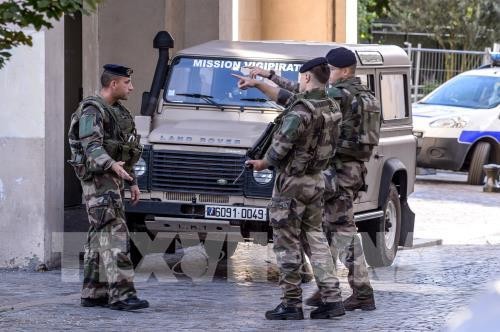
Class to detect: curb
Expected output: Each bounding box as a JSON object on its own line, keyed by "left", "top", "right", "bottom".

{"left": 400, "top": 238, "right": 443, "bottom": 250}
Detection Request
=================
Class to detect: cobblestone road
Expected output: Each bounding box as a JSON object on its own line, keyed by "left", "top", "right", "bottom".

{"left": 1, "top": 173, "right": 500, "bottom": 331}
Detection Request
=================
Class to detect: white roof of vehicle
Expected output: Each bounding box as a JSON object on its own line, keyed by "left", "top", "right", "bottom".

{"left": 176, "top": 40, "right": 410, "bottom": 68}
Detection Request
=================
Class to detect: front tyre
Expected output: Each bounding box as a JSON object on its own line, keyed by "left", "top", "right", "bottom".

{"left": 467, "top": 142, "right": 491, "bottom": 185}
{"left": 361, "top": 183, "right": 401, "bottom": 267}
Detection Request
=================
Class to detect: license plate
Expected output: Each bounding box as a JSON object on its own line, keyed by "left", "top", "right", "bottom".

{"left": 205, "top": 205, "right": 267, "bottom": 221}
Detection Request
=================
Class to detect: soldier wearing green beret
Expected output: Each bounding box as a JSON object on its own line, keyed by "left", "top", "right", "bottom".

{"left": 68, "top": 64, "right": 149, "bottom": 311}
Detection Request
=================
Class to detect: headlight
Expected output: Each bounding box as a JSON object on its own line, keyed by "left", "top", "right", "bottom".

{"left": 133, "top": 158, "right": 147, "bottom": 177}
{"left": 429, "top": 116, "right": 468, "bottom": 128}
{"left": 253, "top": 169, "right": 273, "bottom": 184}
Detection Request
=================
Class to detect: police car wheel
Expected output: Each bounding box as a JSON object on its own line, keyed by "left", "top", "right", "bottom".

{"left": 467, "top": 142, "right": 491, "bottom": 185}
{"left": 361, "top": 183, "right": 401, "bottom": 267}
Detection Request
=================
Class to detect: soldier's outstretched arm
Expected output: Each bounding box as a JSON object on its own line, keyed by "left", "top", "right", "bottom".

{"left": 232, "top": 73, "right": 296, "bottom": 107}
{"left": 247, "top": 66, "right": 300, "bottom": 93}
{"left": 269, "top": 74, "right": 300, "bottom": 94}
{"left": 232, "top": 73, "right": 280, "bottom": 102}
{"left": 79, "top": 106, "right": 116, "bottom": 171}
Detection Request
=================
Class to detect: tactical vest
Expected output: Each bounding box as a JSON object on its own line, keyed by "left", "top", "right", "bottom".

{"left": 283, "top": 94, "right": 342, "bottom": 177}
{"left": 67, "top": 96, "right": 142, "bottom": 180}
{"left": 328, "top": 78, "right": 381, "bottom": 162}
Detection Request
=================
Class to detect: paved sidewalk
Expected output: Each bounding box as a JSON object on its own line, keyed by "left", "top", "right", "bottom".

{"left": 2, "top": 176, "right": 500, "bottom": 331}
{"left": 1, "top": 242, "right": 500, "bottom": 331}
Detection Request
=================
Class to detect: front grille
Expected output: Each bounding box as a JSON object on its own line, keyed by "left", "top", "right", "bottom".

{"left": 164, "top": 192, "right": 193, "bottom": 202}
{"left": 199, "top": 194, "right": 230, "bottom": 204}
{"left": 151, "top": 150, "right": 245, "bottom": 195}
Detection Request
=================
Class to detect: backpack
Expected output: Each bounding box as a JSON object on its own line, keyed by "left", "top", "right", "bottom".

{"left": 336, "top": 82, "right": 381, "bottom": 147}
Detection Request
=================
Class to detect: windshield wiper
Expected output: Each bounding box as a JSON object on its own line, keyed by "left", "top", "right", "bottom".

{"left": 240, "top": 98, "right": 269, "bottom": 102}
{"left": 176, "top": 93, "right": 224, "bottom": 110}
{"left": 239, "top": 98, "right": 283, "bottom": 110}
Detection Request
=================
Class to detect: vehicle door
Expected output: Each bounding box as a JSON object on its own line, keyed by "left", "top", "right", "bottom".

{"left": 374, "top": 69, "right": 416, "bottom": 201}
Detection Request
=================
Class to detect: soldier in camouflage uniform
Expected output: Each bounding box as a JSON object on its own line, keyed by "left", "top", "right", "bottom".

{"left": 234, "top": 57, "right": 344, "bottom": 320}
{"left": 247, "top": 47, "right": 379, "bottom": 311}
{"left": 68, "top": 64, "right": 149, "bottom": 311}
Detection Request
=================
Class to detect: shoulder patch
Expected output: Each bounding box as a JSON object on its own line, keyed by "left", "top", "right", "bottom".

{"left": 326, "top": 87, "right": 343, "bottom": 99}
{"left": 280, "top": 114, "right": 301, "bottom": 141}
{"left": 79, "top": 114, "right": 96, "bottom": 139}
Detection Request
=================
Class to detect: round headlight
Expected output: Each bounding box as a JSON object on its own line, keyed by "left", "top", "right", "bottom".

{"left": 133, "top": 158, "right": 147, "bottom": 177}
{"left": 253, "top": 169, "right": 273, "bottom": 184}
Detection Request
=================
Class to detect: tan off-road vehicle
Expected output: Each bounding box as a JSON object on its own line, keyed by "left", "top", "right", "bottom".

{"left": 126, "top": 31, "right": 416, "bottom": 267}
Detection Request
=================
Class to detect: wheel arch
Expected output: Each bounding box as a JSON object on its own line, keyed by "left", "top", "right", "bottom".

{"left": 462, "top": 137, "right": 500, "bottom": 171}
{"left": 378, "top": 158, "right": 408, "bottom": 207}
{"left": 378, "top": 158, "right": 415, "bottom": 247}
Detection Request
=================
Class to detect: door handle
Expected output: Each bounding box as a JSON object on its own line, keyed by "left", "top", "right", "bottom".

{"left": 374, "top": 154, "right": 384, "bottom": 159}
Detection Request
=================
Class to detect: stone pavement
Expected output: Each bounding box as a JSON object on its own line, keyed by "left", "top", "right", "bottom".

{"left": 1, "top": 174, "right": 500, "bottom": 331}
{"left": 1, "top": 243, "right": 500, "bottom": 331}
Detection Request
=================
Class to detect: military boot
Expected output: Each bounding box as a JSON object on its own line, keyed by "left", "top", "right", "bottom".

{"left": 343, "top": 293, "right": 376, "bottom": 311}
{"left": 81, "top": 297, "right": 109, "bottom": 307}
{"left": 310, "top": 301, "right": 345, "bottom": 319}
{"left": 109, "top": 296, "right": 149, "bottom": 311}
{"left": 305, "top": 290, "right": 322, "bottom": 307}
{"left": 265, "top": 303, "right": 304, "bottom": 320}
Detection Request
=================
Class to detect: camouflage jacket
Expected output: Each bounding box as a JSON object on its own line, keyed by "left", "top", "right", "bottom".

{"left": 68, "top": 95, "right": 139, "bottom": 186}
{"left": 271, "top": 75, "right": 378, "bottom": 162}
{"left": 327, "top": 77, "right": 381, "bottom": 161}
{"left": 264, "top": 89, "right": 341, "bottom": 177}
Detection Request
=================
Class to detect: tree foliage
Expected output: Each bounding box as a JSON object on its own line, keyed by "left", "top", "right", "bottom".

{"left": 388, "top": 0, "right": 500, "bottom": 50}
{"left": 0, "top": 0, "right": 100, "bottom": 69}
{"left": 358, "top": 0, "right": 389, "bottom": 42}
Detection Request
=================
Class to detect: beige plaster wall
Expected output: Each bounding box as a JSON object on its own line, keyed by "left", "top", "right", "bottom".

{"left": 238, "top": 0, "right": 350, "bottom": 42}
{"left": 260, "top": 0, "right": 334, "bottom": 41}
{"left": 0, "top": 21, "right": 65, "bottom": 268}
{"left": 84, "top": 0, "right": 166, "bottom": 114}
{"left": 84, "top": 0, "right": 221, "bottom": 114}
{"left": 238, "top": 0, "right": 262, "bottom": 40}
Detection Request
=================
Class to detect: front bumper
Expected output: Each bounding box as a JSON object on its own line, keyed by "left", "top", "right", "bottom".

{"left": 416, "top": 136, "right": 470, "bottom": 170}
{"left": 124, "top": 200, "right": 268, "bottom": 234}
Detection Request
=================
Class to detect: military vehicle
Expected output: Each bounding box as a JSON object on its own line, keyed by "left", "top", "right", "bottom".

{"left": 126, "top": 31, "right": 416, "bottom": 267}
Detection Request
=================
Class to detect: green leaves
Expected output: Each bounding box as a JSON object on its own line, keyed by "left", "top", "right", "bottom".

{"left": 388, "top": 0, "right": 500, "bottom": 50}
{"left": 0, "top": 0, "right": 101, "bottom": 69}
{"left": 358, "top": 0, "right": 389, "bottom": 42}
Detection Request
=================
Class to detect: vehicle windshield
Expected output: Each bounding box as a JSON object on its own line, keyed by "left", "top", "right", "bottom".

{"left": 420, "top": 74, "right": 500, "bottom": 109}
{"left": 163, "top": 57, "right": 302, "bottom": 108}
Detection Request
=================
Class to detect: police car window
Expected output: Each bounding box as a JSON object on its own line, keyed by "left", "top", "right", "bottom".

{"left": 164, "top": 57, "right": 302, "bottom": 108}
{"left": 420, "top": 75, "right": 500, "bottom": 109}
{"left": 380, "top": 74, "right": 408, "bottom": 120}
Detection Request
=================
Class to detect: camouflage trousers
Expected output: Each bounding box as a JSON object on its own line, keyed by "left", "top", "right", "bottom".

{"left": 270, "top": 172, "right": 342, "bottom": 307}
{"left": 323, "top": 160, "right": 373, "bottom": 298}
{"left": 80, "top": 173, "right": 137, "bottom": 304}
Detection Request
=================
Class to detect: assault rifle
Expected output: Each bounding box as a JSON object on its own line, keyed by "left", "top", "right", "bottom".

{"left": 233, "top": 113, "right": 284, "bottom": 184}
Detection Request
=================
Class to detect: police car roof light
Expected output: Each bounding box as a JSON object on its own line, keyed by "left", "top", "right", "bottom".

{"left": 490, "top": 52, "right": 500, "bottom": 66}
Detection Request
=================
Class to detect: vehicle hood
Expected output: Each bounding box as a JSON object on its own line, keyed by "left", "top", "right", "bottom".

{"left": 148, "top": 119, "right": 269, "bottom": 148}
{"left": 412, "top": 103, "right": 474, "bottom": 130}
{"left": 412, "top": 103, "right": 473, "bottom": 119}
{"left": 412, "top": 102, "right": 500, "bottom": 139}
